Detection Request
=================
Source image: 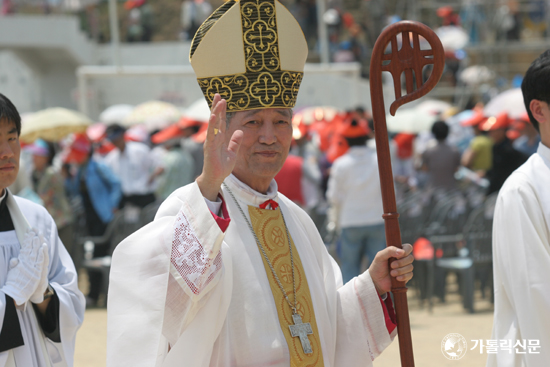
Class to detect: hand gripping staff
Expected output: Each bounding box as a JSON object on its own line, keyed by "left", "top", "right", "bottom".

{"left": 369, "top": 21, "right": 444, "bottom": 367}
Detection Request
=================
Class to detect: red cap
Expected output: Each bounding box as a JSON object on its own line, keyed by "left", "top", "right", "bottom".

{"left": 481, "top": 112, "right": 510, "bottom": 131}
{"left": 393, "top": 133, "right": 415, "bottom": 159}
{"left": 437, "top": 6, "right": 453, "bottom": 18}
{"left": 124, "top": 0, "right": 145, "bottom": 10}
{"left": 178, "top": 117, "right": 203, "bottom": 130}
{"left": 326, "top": 134, "right": 349, "bottom": 163}
{"left": 337, "top": 118, "right": 370, "bottom": 138}
{"left": 62, "top": 133, "right": 91, "bottom": 164}
{"left": 311, "top": 113, "right": 345, "bottom": 152}
{"left": 152, "top": 124, "right": 184, "bottom": 144}
{"left": 461, "top": 111, "right": 487, "bottom": 127}
{"left": 506, "top": 119, "right": 527, "bottom": 140}
{"left": 95, "top": 141, "right": 116, "bottom": 156}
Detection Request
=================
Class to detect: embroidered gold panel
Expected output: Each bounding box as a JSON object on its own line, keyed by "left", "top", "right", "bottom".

{"left": 193, "top": 0, "right": 304, "bottom": 111}
{"left": 248, "top": 206, "right": 324, "bottom": 367}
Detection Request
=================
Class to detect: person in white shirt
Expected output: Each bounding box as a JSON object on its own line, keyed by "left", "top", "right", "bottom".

{"left": 106, "top": 1, "right": 414, "bottom": 366}
{"left": 103, "top": 124, "right": 161, "bottom": 208}
{"left": 327, "top": 118, "right": 385, "bottom": 283}
{"left": 0, "top": 93, "right": 85, "bottom": 367}
{"left": 488, "top": 50, "right": 550, "bottom": 367}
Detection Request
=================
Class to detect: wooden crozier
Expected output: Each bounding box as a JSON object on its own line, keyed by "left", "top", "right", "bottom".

{"left": 369, "top": 21, "right": 445, "bottom": 367}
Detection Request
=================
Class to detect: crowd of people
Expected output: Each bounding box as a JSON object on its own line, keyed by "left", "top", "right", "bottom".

{"left": 1, "top": 90, "right": 536, "bottom": 303}
{"left": 4, "top": 89, "right": 538, "bottom": 310}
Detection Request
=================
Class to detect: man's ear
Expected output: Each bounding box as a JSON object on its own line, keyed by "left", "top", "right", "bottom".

{"left": 529, "top": 99, "right": 548, "bottom": 125}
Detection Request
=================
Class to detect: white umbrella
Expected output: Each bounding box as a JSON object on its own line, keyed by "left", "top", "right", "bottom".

{"left": 20, "top": 107, "right": 93, "bottom": 143}
{"left": 435, "top": 26, "right": 469, "bottom": 51}
{"left": 460, "top": 65, "right": 495, "bottom": 86}
{"left": 414, "top": 99, "right": 453, "bottom": 116}
{"left": 99, "top": 104, "right": 134, "bottom": 125}
{"left": 484, "top": 88, "right": 526, "bottom": 119}
{"left": 124, "top": 101, "right": 181, "bottom": 131}
{"left": 182, "top": 99, "right": 210, "bottom": 122}
{"left": 386, "top": 108, "right": 438, "bottom": 133}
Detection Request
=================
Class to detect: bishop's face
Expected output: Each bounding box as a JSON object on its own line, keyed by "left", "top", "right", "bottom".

{"left": 0, "top": 119, "right": 20, "bottom": 194}
{"left": 226, "top": 108, "right": 292, "bottom": 193}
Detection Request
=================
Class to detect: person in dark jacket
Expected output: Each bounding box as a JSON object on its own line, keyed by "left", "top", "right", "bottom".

{"left": 481, "top": 112, "right": 527, "bottom": 195}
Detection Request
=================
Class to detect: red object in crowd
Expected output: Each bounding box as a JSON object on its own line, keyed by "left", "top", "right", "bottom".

{"left": 274, "top": 155, "right": 304, "bottom": 205}
{"left": 310, "top": 113, "right": 343, "bottom": 152}
{"left": 151, "top": 117, "right": 205, "bottom": 144}
{"left": 436, "top": 6, "right": 460, "bottom": 26}
{"left": 337, "top": 117, "right": 370, "bottom": 138}
{"left": 481, "top": 112, "right": 510, "bottom": 131}
{"left": 341, "top": 12, "right": 355, "bottom": 28}
{"left": 326, "top": 134, "right": 349, "bottom": 163}
{"left": 124, "top": 0, "right": 146, "bottom": 10}
{"left": 393, "top": 133, "right": 415, "bottom": 159}
{"left": 507, "top": 119, "right": 528, "bottom": 140}
{"left": 62, "top": 133, "right": 91, "bottom": 164}
{"left": 460, "top": 111, "right": 487, "bottom": 127}
{"left": 152, "top": 124, "right": 184, "bottom": 144}
{"left": 412, "top": 237, "right": 433, "bottom": 260}
{"left": 95, "top": 141, "right": 116, "bottom": 156}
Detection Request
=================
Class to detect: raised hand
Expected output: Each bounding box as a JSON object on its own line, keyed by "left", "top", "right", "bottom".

{"left": 369, "top": 244, "right": 414, "bottom": 296}
{"left": 196, "top": 93, "right": 244, "bottom": 201}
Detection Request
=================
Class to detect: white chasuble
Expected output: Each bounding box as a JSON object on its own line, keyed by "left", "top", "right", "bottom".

{"left": 0, "top": 190, "right": 85, "bottom": 367}
{"left": 489, "top": 143, "right": 550, "bottom": 367}
{"left": 107, "top": 174, "right": 396, "bottom": 367}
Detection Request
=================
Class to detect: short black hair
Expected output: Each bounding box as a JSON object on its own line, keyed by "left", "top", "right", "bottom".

{"left": 105, "top": 123, "right": 126, "bottom": 141}
{"left": 0, "top": 93, "right": 21, "bottom": 136}
{"left": 521, "top": 49, "right": 550, "bottom": 133}
{"left": 344, "top": 136, "right": 369, "bottom": 147}
{"left": 431, "top": 120, "right": 449, "bottom": 141}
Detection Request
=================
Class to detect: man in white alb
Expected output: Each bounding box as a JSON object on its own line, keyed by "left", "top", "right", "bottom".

{"left": 0, "top": 93, "right": 85, "bottom": 367}
{"left": 488, "top": 50, "right": 550, "bottom": 367}
{"left": 107, "top": 1, "right": 414, "bottom": 366}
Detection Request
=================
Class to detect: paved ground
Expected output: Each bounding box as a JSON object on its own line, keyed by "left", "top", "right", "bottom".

{"left": 74, "top": 279, "right": 494, "bottom": 367}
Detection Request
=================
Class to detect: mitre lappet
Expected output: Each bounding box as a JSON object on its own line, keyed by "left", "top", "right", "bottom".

{"left": 189, "top": 0, "right": 308, "bottom": 111}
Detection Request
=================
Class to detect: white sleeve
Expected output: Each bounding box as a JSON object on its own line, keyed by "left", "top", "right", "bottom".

{"left": 488, "top": 178, "right": 550, "bottom": 367}
{"left": 107, "top": 182, "right": 229, "bottom": 367}
{"left": 46, "top": 219, "right": 86, "bottom": 366}
{"left": 334, "top": 267, "right": 396, "bottom": 364}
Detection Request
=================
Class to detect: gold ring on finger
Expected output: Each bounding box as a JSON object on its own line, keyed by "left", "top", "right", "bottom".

{"left": 214, "top": 128, "right": 219, "bottom": 135}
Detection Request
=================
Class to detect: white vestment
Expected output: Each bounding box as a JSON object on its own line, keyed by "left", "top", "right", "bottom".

{"left": 0, "top": 190, "right": 85, "bottom": 367}
{"left": 107, "top": 175, "right": 396, "bottom": 367}
{"left": 488, "top": 143, "right": 550, "bottom": 367}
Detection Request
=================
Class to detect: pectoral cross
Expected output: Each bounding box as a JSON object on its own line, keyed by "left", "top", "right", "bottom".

{"left": 288, "top": 313, "right": 313, "bottom": 354}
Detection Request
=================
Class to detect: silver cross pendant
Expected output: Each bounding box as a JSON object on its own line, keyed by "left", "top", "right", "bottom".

{"left": 288, "top": 313, "right": 314, "bottom": 354}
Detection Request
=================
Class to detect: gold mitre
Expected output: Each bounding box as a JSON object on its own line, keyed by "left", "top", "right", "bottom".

{"left": 189, "top": 0, "right": 308, "bottom": 111}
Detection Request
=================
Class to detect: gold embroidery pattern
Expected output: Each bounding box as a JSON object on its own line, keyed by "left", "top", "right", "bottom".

{"left": 248, "top": 206, "right": 325, "bottom": 367}
{"left": 198, "top": 70, "right": 302, "bottom": 110}
{"left": 194, "top": 0, "right": 303, "bottom": 111}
